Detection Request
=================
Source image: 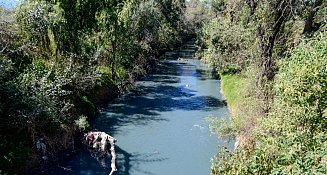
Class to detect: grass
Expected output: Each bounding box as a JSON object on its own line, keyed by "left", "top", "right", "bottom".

{"left": 214, "top": 72, "right": 260, "bottom": 140}
{"left": 220, "top": 74, "right": 248, "bottom": 115}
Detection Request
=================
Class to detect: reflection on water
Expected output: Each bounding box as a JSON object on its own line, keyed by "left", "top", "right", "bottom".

{"left": 47, "top": 59, "right": 234, "bottom": 175}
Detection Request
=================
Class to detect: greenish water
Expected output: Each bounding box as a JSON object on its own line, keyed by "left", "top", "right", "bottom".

{"left": 48, "top": 59, "right": 233, "bottom": 175}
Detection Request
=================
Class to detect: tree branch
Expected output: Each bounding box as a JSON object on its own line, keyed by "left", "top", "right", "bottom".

{"left": 303, "top": 0, "right": 323, "bottom": 33}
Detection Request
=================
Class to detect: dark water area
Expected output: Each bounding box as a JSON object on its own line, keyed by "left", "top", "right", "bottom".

{"left": 47, "top": 59, "right": 234, "bottom": 175}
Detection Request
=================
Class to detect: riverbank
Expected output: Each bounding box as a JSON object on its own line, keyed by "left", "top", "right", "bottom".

{"left": 220, "top": 74, "right": 247, "bottom": 116}
{"left": 22, "top": 39, "right": 194, "bottom": 174}
{"left": 0, "top": 1, "right": 192, "bottom": 173}
{"left": 46, "top": 58, "right": 234, "bottom": 175}
{"left": 22, "top": 58, "right": 157, "bottom": 174}
{"left": 219, "top": 72, "right": 260, "bottom": 148}
{"left": 211, "top": 34, "right": 327, "bottom": 174}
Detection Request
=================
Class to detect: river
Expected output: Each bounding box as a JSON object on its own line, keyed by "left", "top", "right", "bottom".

{"left": 48, "top": 58, "right": 234, "bottom": 175}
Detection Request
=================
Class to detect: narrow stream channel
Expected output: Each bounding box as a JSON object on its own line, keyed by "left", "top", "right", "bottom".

{"left": 49, "top": 58, "right": 234, "bottom": 175}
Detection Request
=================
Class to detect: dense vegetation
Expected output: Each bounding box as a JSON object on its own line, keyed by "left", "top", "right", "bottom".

{"left": 1, "top": 0, "right": 326, "bottom": 174}
{"left": 194, "top": 0, "right": 326, "bottom": 174}
{"left": 0, "top": 0, "right": 190, "bottom": 173}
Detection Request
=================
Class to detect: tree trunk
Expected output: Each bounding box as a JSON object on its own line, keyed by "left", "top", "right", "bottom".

{"left": 112, "top": 43, "right": 116, "bottom": 81}
{"left": 245, "top": 0, "right": 257, "bottom": 15}
{"left": 303, "top": 0, "right": 323, "bottom": 34}
{"left": 111, "top": 20, "right": 118, "bottom": 81}
{"left": 256, "top": 0, "right": 295, "bottom": 115}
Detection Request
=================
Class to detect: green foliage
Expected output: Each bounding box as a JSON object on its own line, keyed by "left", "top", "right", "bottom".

{"left": 196, "top": 14, "right": 258, "bottom": 74}
{"left": 1, "top": 0, "right": 188, "bottom": 173}
{"left": 0, "top": 142, "right": 31, "bottom": 174}
{"left": 80, "top": 95, "right": 96, "bottom": 116}
{"left": 211, "top": 0, "right": 226, "bottom": 14}
{"left": 211, "top": 31, "right": 327, "bottom": 175}
{"left": 184, "top": 0, "right": 213, "bottom": 34}
{"left": 75, "top": 115, "right": 90, "bottom": 131}
{"left": 220, "top": 74, "right": 247, "bottom": 108}
{"left": 16, "top": 1, "right": 51, "bottom": 46}
{"left": 271, "top": 32, "right": 327, "bottom": 134}
{"left": 194, "top": 0, "right": 327, "bottom": 174}
{"left": 210, "top": 71, "right": 260, "bottom": 138}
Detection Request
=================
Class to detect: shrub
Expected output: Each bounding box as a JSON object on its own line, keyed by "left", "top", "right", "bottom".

{"left": 75, "top": 115, "right": 90, "bottom": 131}
{"left": 196, "top": 17, "right": 258, "bottom": 74}
{"left": 212, "top": 31, "right": 327, "bottom": 175}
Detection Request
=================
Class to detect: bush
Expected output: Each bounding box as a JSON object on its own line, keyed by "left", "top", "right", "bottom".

{"left": 196, "top": 17, "right": 258, "bottom": 74}
{"left": 212, "top": 31, "right": 327, "bottom": 175}
{"left": 75, "top": 115, "right": 90, "bottom": 131}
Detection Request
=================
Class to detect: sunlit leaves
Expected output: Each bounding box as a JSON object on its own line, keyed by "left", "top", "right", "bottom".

{"left": 212, "top": 31, "right": 327, "bottom": 175}
{"left": 0, "top": 0, "right": 187, "bottom": 173}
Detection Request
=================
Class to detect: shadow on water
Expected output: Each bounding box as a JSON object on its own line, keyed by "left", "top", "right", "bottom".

{"left": 47, "top": 59, "right": 228, "bottom": 175}
{"left": 150, "top": 60, "right": 217, "bottom": 81}
{"left": 144, "top": 75, "right": 180, "bottom": 84}
{"left": 115, "top": 146, "right": 168, "bottom": 175}
{"left": 91, "top": 60, "right": 227, "bottom": 174}
{"left": 95, "top": 83, "right": 226, "bottom": 135}
{"left": 151, "top": 61, "right": 184, "bottom": 76}
{"left": 194, "top": 68, "right": 218, "bottom": 81}
{"left": 46, "top": 145, "right": 167, "bottom": 175}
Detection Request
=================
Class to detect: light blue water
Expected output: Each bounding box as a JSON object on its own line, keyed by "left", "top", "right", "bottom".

{"left": 49, "top": 59, "right": 233, "bottom": 175}
{"left": 0, "top": 0, "right": 21, "bottom": 9}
